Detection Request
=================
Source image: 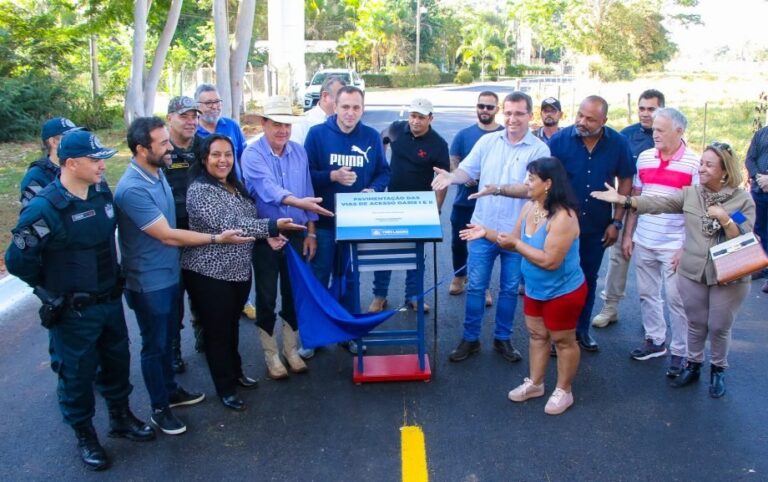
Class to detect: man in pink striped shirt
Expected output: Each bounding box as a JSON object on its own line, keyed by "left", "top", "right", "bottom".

{"left": 623, "top": 108, "right": 699, "bottom": 377}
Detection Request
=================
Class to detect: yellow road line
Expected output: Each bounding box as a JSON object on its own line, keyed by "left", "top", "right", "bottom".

{"left": 401, "top": 425, "right": 428, "bottom": 482}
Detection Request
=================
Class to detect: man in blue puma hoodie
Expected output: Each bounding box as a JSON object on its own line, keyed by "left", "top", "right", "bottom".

{"left": 304, "top": 85, "right": 390, "bottom": 324}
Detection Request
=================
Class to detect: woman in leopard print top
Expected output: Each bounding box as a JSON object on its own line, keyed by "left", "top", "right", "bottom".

{"left": 181, "top": 134, "right": 304, "bottom": 411}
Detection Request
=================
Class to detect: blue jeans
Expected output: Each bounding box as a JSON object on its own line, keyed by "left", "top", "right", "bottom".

{"left": 373, "top": 269, "right": 419, "bottom": 300}
{"left": 753, "top": 191, "right": 768, "bottom": 273}
{"left": 577, "top": 233, "right": 608, "bottom": 334}
{"left": 311, "top": 227, "right": 357, "bottom": 312}
{"left": 463, "top": 238, "right": 522, "bottom": 341}
{"left": 125, "top": 284, "right": 179, "bottom": 410}
{"left": 450, "top": 205, "right": 474, "bottom": 276}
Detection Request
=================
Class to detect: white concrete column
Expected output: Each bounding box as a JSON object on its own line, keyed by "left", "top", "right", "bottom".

{"left": 268, "top": 0, "right": 305, "bottom": 101}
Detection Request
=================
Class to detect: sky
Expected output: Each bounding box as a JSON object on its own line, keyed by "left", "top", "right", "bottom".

{"left": 667, "top": 0, "right": 768, "bottom": 61}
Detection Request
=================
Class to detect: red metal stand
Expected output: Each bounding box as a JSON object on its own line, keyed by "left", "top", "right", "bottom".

{"left": 352, "top": 354, "right": 431, "bottom": 383}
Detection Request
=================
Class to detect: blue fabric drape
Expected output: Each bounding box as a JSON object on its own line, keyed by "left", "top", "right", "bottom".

{"left": 285, "top": 245, "right": 397, "bottom": 348}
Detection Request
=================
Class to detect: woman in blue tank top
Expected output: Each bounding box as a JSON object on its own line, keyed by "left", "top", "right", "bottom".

{"left": 461, "top": 157, "right": 586, "bottom": 415}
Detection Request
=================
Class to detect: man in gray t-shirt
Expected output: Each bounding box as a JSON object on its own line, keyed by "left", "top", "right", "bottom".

{"left": 115, "top": 117, "right": 250, "bottom": 436}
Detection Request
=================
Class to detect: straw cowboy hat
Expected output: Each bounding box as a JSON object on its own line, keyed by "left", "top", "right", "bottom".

{"left": 257, "top": 96, "right": 303, "bottom": 124}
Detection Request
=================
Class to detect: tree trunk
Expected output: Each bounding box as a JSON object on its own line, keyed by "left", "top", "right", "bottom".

{"left": 89, "top": 35, "right": 100, "bottom": 99}
{"left": 213, "top": 0, "right": 232, "bottom": 118}
{"left": 229, "top": 0, "right": 256, "bottom": 118}
{"left": 143, "top": 0, "right": 183, "bottom": 115}
{"left": 126, "top": 0, "right": 148, "bottom": 125}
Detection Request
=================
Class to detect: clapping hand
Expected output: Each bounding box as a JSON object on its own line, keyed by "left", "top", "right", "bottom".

{"left": 496, "top": 232, "right": 519, "bottom": 250}
{"left": 756, "top": 173, "right": 768, "bottom": 191}
{"left": 590, "top": 183, "right": 622, "bottom": 203}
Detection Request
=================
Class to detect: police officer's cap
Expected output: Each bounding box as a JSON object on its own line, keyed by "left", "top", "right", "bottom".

{"left": 41, "top": 117, "right": 79, "bottom": 141}
{"left": 57, "top": 130, "right": 117, "bottom": 161}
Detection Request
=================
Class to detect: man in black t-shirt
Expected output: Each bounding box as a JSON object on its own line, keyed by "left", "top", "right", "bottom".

{"left": 367, "top": 98, "right": 450, "bottom": 313}
{"left": 164, "top": 96, "right": 203, "bottom": 372}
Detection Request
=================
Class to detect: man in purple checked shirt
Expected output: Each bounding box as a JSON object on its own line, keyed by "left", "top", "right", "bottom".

{"left": 241, "top": 96, "right": 333, "bottom": 380}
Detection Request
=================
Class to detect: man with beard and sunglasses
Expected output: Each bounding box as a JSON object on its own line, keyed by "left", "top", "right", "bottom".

{"left": 533, "top": 97, "right": 563, "bottom": 145}
{"left": 447, "top": 91, "right": 504, "bottom": 304}
{"left": 548, "top": 96, "right": 635, "bottom": 353}
{"left": 115, "top": 117, "right": 252, "bottom": 436}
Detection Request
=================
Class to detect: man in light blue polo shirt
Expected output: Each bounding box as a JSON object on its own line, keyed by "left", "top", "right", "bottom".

{"left": 432, "top": 91, "right": 550, "bottom": 363}
{"left": 115, "top": 117, "right": 251, "bottom": 436}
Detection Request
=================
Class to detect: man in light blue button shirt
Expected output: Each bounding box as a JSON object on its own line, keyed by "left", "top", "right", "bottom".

{"left": 432, "top": 91, "right": 550, "bottom": 363}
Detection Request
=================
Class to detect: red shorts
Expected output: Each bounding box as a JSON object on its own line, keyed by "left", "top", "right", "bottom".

{"left": 523, "top": 281, "right": 587, "bottom": 332}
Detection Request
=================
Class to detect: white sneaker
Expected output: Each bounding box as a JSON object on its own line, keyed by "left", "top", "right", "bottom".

{"left": 544, "top": 388, "right": 574, "bottom": 415}
{"left": 591, "top": 304, "right": 618, "bottom": 328}
{"left": 507, "top": 377, "right": 545, "bottom": 402}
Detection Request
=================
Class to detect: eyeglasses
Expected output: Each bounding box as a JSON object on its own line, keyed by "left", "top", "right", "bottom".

{"left": 710, "top": 141, "right": 733, "bottom": 155}
{"left": 199, "top": 99, "right": 223, "bottom": 107}
{"left": 476, "top": 103, "right": 497, "bottom": 111}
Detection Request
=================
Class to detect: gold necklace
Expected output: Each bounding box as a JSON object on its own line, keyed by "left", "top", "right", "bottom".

{"left": 532, "top": 203, "right": 547, "bottom": 225}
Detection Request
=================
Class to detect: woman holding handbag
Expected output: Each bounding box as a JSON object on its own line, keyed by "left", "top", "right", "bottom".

{"left": 591, "top": 142, "right": 755, "bottom": 398}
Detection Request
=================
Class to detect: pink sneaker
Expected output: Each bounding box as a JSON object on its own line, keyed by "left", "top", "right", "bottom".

{"left": 544, "top": 388, "right": 574, "bottom": 415}
{"left": 507, "top": 377, "right": 545, "bottom": 402}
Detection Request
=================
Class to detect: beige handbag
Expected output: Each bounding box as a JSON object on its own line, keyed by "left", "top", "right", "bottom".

{"left": 710, "top": 232, "right": 768, "bottom": 284}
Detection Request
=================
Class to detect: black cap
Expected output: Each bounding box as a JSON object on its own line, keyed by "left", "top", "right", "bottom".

{"left": 541, "top": 97, "right": 562, "bottom": 112}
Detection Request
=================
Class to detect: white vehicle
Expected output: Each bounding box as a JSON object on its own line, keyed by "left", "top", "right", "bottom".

{"left": 303, "top": 69, "right": 365, "bottom": 110}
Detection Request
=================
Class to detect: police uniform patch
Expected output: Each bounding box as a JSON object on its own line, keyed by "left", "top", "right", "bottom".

{"left": 105, "top": 203, "right": 114, "bottom": 218}
{"left": 31, "top": 219, "right": 51, "bottom": 239}
{"left": 72, "top": 209, "right": 96, "bottom": 222}
{"left": 13, "top": 232, "right": 25, "bottom": 249}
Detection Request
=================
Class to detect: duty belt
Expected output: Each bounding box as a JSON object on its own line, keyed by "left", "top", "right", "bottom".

{"left": 67, "top": 283, "right": 123, "bottom": 310}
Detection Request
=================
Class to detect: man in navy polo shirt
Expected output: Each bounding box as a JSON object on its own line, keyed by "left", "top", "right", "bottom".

{"left": 548, "top": 95, "right": 635, "bottom": 352}
{"left": 367, "top": 97, "right": 450, "bottom": 313}
{"left": 593, "top": 89, "right": 665, "bottom": 328}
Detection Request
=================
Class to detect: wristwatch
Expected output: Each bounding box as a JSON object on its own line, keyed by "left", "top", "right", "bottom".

{"left": 493, "top": 186, "right": 502, "bottom": 196}
{"left": 611, "top": 219, "right": 623, "bottom": 230}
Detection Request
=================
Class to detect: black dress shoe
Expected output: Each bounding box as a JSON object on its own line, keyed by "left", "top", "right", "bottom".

{"left": 576, "top": 332, "right": 599, "bottom": 352}
{"left": 449, "top": 339, "right": 480, "bottom": 362}
{"left": 221, "top": 395, "right": 246, "bottom": 411}
{"left": 108, "top": 406, "right": 156, "bottom": 442}
{"left": 237, "top": 375, "right": 259, "bottom": 389}
{"left": 493, "top": 339, "right": 522, "bottom": 362}
{"left": 74, "top": 423, "right": 109, "bottom": 471}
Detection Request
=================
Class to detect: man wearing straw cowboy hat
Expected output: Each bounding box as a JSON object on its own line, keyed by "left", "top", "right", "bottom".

{"left": 241, "top": 96, "right": 333, "bottom": 379}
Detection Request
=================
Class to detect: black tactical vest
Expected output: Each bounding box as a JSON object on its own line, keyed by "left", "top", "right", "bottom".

{"left": 38, "top": 181, "right": 119, "bottom": 294}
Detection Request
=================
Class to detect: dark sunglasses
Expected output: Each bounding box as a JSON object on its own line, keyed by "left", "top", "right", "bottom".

{"left": 710, "top": 141, "right": 733, "bottom": 155}
{"left": 476, "top": 103, "right": 497, "bottom": 111}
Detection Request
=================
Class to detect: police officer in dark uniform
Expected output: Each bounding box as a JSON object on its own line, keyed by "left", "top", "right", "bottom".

{"left": 5, "top": 130, "right": 155, "bottom": 471}
{"left": 164, "top": 96, "right": 203, "bottom": 371}
{"left": 19, "top": 117, "right": 79, "bottom": 207}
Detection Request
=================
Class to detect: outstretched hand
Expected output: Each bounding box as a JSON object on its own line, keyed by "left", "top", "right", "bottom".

{"left": 459, "top": 223, "right": 487, "bottom": 241}
{"left": 277, "top": 218, "right": 308, "bottom": 232}
{"left": 299, "top": 197, "right": 334, "bottom": 217}
{"left": 468, "top": 184, "right": 498, "bottom": 200}
{"left": 218, "top": 229, "right": 255, "bottom": 244}
{"left": 431, "top": 167, "right": 454, "bottom": 191}
{"left": 267, "top": 234, "right": 288, "bottom": 251}
{"left": 590, "top": 182, "right": 621, "bottom": 204}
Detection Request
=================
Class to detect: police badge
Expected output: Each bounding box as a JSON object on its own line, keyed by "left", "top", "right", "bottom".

{"left": 13, "top": 232, "right": 26, "bottom": 250}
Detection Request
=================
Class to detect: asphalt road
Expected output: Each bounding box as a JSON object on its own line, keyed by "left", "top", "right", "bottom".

{"left": 1, "top": 107, "right": 767, "bottom": 481}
